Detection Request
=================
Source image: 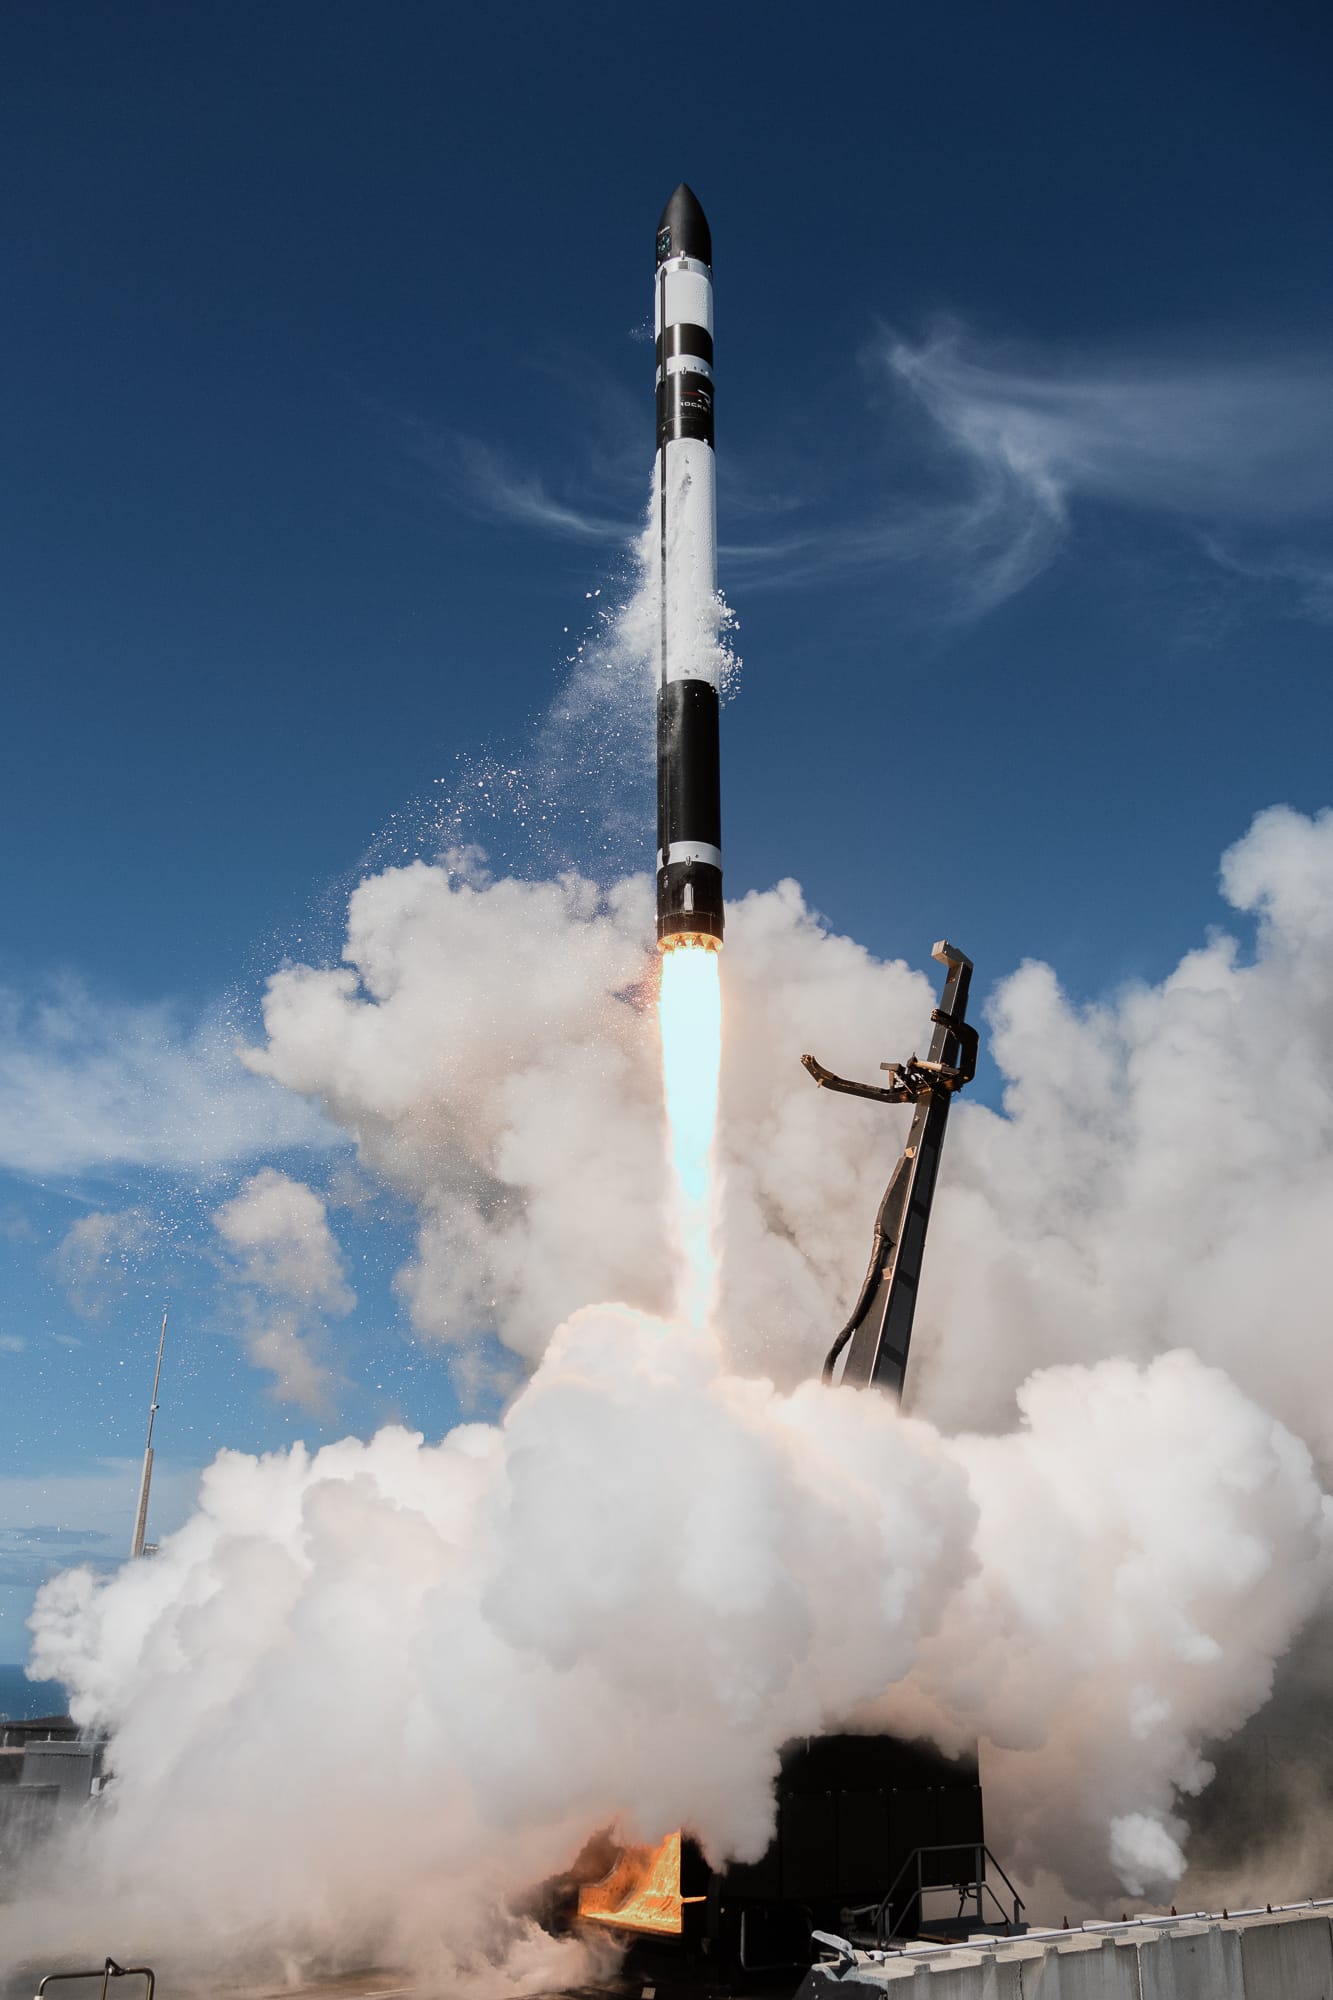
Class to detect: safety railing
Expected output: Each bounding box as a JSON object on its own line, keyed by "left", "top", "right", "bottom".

{"left": 845, "top": 1842, "right": 1025, "bottom": 1946}
{"left": 36, "top": 1958, "right": 154, "bottom": 2000}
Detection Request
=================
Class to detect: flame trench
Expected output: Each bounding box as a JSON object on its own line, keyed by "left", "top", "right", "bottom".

{"left": 657, "top": 942, "right": 722, "bottom": 1330}
{"left": 578, "top": 1828, "right": 705, "bottom": 1936}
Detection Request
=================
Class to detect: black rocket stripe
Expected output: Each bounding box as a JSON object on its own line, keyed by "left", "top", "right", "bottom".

{"left": 655, "top": 323, "right": 714, "bottom": 368}
{"left": 657, "top": 679, "right": 722, "bottom": 853}
{"left": 656, "top": 371, "right": 715, "bottom": 448}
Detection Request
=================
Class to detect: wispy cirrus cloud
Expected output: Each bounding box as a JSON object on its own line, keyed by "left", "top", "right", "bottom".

{"left": 401, "top": 321, "right": 1333, "bottom": 623}
{"left": 404, "top": 416, "right": 859, "bottom": 587}
{"left": 429, "top": 432, "right": 636, "bottom": 543}
{"left": 876, "top": 325, "right": 1333, "bottom": 615}
{"left": 1197, "top": 534, "right": 1333, "bottom": 624}
{"left": 383, "top": 362, "right": 830, "bottom": 569}
{"left": 0, "top": 983, "right": 338, "bottom": 1179}
{"left": 381, "top": 371, "right": 641, "bottom": 545}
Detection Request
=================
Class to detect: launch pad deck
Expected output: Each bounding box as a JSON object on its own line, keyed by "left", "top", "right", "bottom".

{"left": 19, "top": 1904, "right": 1333, "bottom": 2000}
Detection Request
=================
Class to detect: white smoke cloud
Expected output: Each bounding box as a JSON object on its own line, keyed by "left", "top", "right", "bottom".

{"left": 917, "top": 804, "right": 1333, "bottom": 1462}
{"left": 13, "top": 788, "right": 1333, "bottom": 1975}
{"left": 878, "top": 1350, "right": 1330, "bottom": 1901}
{"left": 239, "top": 865, "right": 928, "bottom": 1387}
{"left": 15, "top": 1320, "right": 1326, "bottom": 1984}
{"left": 213, "top": 1170, "right": 355, "bottom": 1410}
{"left": 238, "top": 803, "right": 1333, "bottom": 1461}
{"left": 214, "top": 1169, "right": 355, "bottom": 1313}
{"left": 242, "top": 865, "right": 670, "bottom": 1362}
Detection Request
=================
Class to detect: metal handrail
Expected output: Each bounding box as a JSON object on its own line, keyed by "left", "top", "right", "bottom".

{"left": 845, "top": 1842, "right": 1025, "bottom": 1947}
{"left": 819, "top": 1895, "right": 1333, "bottom": 1970}
{"left": 36, "top": 1960, "right": 154, "bottom": 2000}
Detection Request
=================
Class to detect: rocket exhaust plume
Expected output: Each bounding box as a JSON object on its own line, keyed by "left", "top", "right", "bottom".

{"left": 658, "top": 942, "right": 722, "bottom": 1330}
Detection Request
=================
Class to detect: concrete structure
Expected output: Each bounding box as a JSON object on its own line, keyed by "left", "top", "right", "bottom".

{"left": 797, "top": 1902, "right": 1333, "bottom": 2000}
{"left": 0, "top": 1718, "right": 101, "bottom": 1883}
{"left": 1, "top": 1714, "right": 76, "bottom": 1796}
{"left": 20, "top": 1739, "right": 101, "bottom": 1801}
{"left": 0, "top": 1783, "right": 61, "bottom": 1869}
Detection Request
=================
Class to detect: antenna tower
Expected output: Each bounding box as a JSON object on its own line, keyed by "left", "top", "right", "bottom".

{"left": 130, "top": 1305, "right": 168, "bottom": 1560}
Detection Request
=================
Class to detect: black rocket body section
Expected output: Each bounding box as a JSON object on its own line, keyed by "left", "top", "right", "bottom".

{"left": 655, "top": 184, "right": 724, "bottom": 949}
{"left": 657, "top": 681, "right": 722, "bottom": 936}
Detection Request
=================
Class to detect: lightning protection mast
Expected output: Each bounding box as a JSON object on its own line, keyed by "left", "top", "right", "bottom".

{"left": 130, "top": 1305, "right": 168, "bottom": 1560}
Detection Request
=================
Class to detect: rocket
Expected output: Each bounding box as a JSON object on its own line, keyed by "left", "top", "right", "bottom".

{"left": 655, "top": 184, "right": 723, "bottom": 951}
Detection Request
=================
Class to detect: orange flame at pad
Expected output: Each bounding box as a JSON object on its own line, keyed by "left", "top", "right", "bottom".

{"left": 577, "top": 1829, "right": 703, "bottom": 1936}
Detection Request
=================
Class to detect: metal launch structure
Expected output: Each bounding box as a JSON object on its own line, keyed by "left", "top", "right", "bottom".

{"left": 805, "top": 941, "right": 977, "bottom": 1396}
{"left": 574, "top": 188, "right": 1009, "bottom": 1985}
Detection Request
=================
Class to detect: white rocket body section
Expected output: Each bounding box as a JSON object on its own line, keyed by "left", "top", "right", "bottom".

{"left": 656, "top": 262, "right": 712, "bottom": 333}
{"left": 656, "top": 444, "right": 718, "bottom": 692}
{"left": 655, "top": 261, "right": 717, "bottom": 690}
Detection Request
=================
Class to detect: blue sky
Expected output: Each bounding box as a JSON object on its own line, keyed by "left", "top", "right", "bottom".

{"left": 3, "top": 1, "right": 1332, "bottom": 1661}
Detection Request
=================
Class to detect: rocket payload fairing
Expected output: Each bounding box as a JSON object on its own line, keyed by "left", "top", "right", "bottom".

{"left": 655, "top": 184, "right": 724, "bottom": 951}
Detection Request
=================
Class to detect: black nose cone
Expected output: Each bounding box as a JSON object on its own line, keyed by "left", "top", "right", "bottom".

{"left": 657, "top": 183, "right": 711, "bottom": 268}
